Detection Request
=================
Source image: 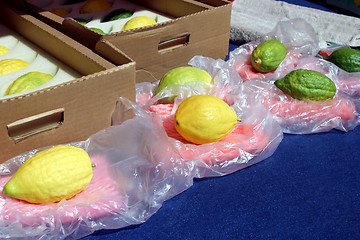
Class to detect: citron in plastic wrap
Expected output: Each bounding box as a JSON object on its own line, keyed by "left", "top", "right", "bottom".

{"left": 122, "top": 16, "right": 156, "bottom": 30}
{"left": 251, "top": 40, "right": 287, "bottom": 73}
{"left": 79, "top": 0, "right": 112, "bottom": 14}
{"left": 274, "top": 69, "right": 337, "bottom": 101}
{"left": 326, "top": 48, "right": 360, "bottom": 73}
{"left": 155, "top": 66, "right": 213, "bottom": 95}
{"left": 0, "top": 59, "right": 29, "bottom": 75}
{"left": 175, "top": 95, "right": 239, "bottom": 144}
{"left": 5, "top": 71, "right": 53, "bottom": 96}
{"left": 0, "top": 45, "right": 10, "bottom": 56}
{"left": 2, "top": 145, "right": 94, "bottom": 204}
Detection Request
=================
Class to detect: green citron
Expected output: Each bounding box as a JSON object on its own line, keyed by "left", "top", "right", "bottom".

{"left": 175, "top": 95, "right": 239, "bottom": 144}
{"left": 75, "top": 18, "right": 88, "bottom": 25}
{"left": 155, "top": 66, "right": 213, "bottom": 95}
{"left": 326, "top": 48, "right": 360, "bottom": 72}
{"left": 5, "top": 71, "right": 53, "bottom": 96}
{"left": 251, "top": 40, "right": 287, "bottom": 73}
{"left": 103, "top": 8, "right": 133, "bottom": 22}
{"left": 90, "top": 27, "right": 105, "bottom": 34}
{"left": 274, "top": 69, "right": 336, "bottom": 101}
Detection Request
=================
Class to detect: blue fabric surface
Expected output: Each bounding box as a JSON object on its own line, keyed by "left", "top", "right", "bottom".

{"left": 82, "top": 2, "right": 360, "bottom": 240}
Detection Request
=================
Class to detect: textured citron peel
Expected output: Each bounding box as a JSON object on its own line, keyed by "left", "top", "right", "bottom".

{"left": 5, "top": 71, "right": 53, "bottom": 96}
{"left": 326, "top": 48, "right": 360, "bottom": 73}
{"left": 175, "top": 95, "right": 238, "bottom": 144}
{"left": 3, "top": 145, "right": 93, "bottom": 204}
{"left": 274, "top": 69, "right": 337, "bottom": 101}
{"left": 155, "top": 66, "right": 213, "bottom": 95}
{"left": 0, "top": 45, "right": 10, "bottom": 56}
{"left": 251, "top": 40, "right": 287, "bottom": 73}
{"left": 0, "top": 59, "right": 29, "bottom": 75}
{"left": 122, "top": 16, "right": 156, "bottom": 30}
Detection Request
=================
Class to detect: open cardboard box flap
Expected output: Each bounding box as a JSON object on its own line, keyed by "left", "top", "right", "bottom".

{"left": 0, "top": 1, "right": 136, "bottom": 163}
{"left": 6, "top": 0, "right": 232, "bottom": 83}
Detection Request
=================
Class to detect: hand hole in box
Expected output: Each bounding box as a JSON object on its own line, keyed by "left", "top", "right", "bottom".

{"left": 158, "top": 34, "right": 190, "bottom": 54}
{"left": 7, "top": 108, "right": 64, "bottom": 143}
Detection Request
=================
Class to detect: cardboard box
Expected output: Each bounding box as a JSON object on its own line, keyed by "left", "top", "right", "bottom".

{"left": 12, "top": 0, "right": 232, "bottom": 83}
{"left": 0, "top": 1, "right": 136, "bottom": 163}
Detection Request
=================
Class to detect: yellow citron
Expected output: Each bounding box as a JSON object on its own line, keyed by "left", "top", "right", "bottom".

{"left": 175, "top": 95, "right": 239, "bottom": 144}
{"left": 50, "top": 8, "right": 70, "bottom": 17}
{"left": 5, "top": 71, "right": 53, "bottom": 96}
{"left": 122, "top": 16, "right": 156, "bottom": 31}
{"left": 2, "top": 145, "right": 93, "bottom": 204}
{"left": 0, "top": 59, "right": 29, "bottom": 75}
{"left": 79, "top": 0, "right": 112, "bottom": 14}
{"left": 0, "top": 45, "right": 10, "bottom": 55}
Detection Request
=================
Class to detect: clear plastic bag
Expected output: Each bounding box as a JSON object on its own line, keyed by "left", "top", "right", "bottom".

{"left": 119, "top": 55, "right": 284, "bottom": 178}
{"left": 0, "top": 117, "right": 195, "bottom": 240}
{"left": 230, "top": 56, "right": 360, "bottom": 134}
{"left": 228, "top": 18, "right": 319, "bottom": 81}
{"left": 0, "top": 56, "right": 283, "bottom": 239}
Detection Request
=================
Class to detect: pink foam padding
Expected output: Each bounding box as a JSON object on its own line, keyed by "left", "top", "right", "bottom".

{"left": 149, "top": 104, "right": 269, "bottom": 165}
{"left": 234, "top": 50, "right": 302, "bottom": 81}
{"left": 337, "top": 76, "right": 360, "bottom": 98}
{"left": 264, "top": 95, "right": 356, "bottom": 123}
{"left": 0, "top": 155, "right": 125, "bottom": 226}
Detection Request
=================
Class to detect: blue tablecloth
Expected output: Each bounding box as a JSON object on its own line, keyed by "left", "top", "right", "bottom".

{"left": 82, "top": 1, "right": 360, "bottom": 239}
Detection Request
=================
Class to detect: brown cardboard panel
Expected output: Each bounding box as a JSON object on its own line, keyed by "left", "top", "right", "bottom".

{"left": 9, "top": 0, "right": 231, "bottom": 83}
{"left": 101, "top": 2, "right": 231, "bottom": 82}
{"left": 129, "top": 0, "right": 208, "bottom": 17}
{"left": 0, "top": 1, "right": 136, "bottom": 163}
{"left": 0, "top": 2, "right": 114, "bottom": 75}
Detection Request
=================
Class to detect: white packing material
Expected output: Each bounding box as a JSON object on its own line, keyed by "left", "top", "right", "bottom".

{"left": 230, "top": 0, "right": 360, "bottom": 46}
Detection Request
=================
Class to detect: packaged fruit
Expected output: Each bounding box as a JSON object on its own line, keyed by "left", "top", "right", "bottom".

{"left": 274, "top": 69, "right": 337, "bottom": 101}
{"left": 0, "top": 45, "right": 10, "bottom": 55}
{"left": 251, "top": 40, "right": 287, "bottom": 73}
{"left": 79, "top": 0, "right": 112, "bottom": 14}
{"left": 155, "top": 66, "right": 213, "bottom": 95}
{"left": 5, "top": 71, "right": 53, "bottom": 96}
{"left": 174, "top": 95, "right": 239, "bottom": 144}
{"left": 326, "top": 48, "right": 360, "bottom": 72}
{"left": 122, "top": 16, "right": 156, "bottom": 31}
{"left": 0, "top": 59, "right": 29, "bottom": 75}
{"left": 2, "top": 145, "right": 94, "bottom": 204}
{"left": 90, "top": 27, "right": 105, "bottom": 34}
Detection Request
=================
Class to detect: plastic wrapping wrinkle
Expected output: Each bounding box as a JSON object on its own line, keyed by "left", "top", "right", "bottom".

{"left": 149, "top": 103, "right": 270, "bottom": 162}
{"left": 234, "top": 78, "right": 359, "bottom": 134}
{"left": 228, "top": 18, "right": 320, "bottom": 82}
{"left": 227, "top": 18, "right": 360, "bottom": 134}
{"left": 0, "top": 115, "right": 197, "bottom": 239}
{"left": 0, "top": 51, "right": 282, "bottom": 240}
{"left": 129, "top": 55, "right": 283, "bottom": 177}
{"left": 0, "top": 154, "right": 126, "bottom": 239}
